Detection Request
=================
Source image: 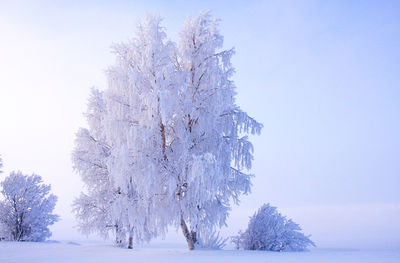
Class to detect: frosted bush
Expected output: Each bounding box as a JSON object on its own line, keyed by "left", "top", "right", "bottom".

{"left": 0, "top": 172, "right": 59, "bottom": 242}
{"left": 195, "top": 228, "right": 227, "bottom": 249}
{"left": 233, "top": 204, "right": 315, "bottom": 251}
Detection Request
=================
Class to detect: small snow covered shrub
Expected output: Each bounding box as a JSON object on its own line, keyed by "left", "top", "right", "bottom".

{"left": 195, "top": 228, "right": 227, "bottom": 249}
{"left": 233, "top": 204, "right": 315, "bottom": 251}
{"left": 0, "top": 171, "right": 59, "bottom": 241}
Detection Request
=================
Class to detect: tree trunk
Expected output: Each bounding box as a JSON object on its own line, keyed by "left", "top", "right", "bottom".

{"left": 115, "top": 224, "right": 123, "bottom": 246}
{"left": 180, "top": 216, "right": 194, "bottom": 250}
{"left": 190, "top": 230, "right": 197, "bottom": 245}
{"left": 128, "top": 236, "right": 133, "bottom": 249}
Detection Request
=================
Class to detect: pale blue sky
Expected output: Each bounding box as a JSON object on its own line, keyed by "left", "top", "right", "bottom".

{"left": 0, "top": 1, "right": 399, "bottom": 246}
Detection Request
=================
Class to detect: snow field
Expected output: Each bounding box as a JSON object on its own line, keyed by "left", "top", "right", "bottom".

{"left": 1, "top": 241, "right": 399, "bottom": 263}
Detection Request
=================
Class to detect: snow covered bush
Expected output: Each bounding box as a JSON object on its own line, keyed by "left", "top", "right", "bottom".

{"left": 72, "top": 11, "right": 262, "bottom": 250}
{"left": 194, "top": 228, "right": 227, "bottom": 249}
{"left": 0, "top": 171, "right": 59, "bottom": 242}
{"left": 233, "top": 204, "right": 315, "bottom": 251}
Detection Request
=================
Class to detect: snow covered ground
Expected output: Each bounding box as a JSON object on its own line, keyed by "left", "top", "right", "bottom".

{"left": 1, "top": 241, "right": 399, "bottom": 263}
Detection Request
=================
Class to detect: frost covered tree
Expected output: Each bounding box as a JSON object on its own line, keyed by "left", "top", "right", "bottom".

{"left": 73, "top": 16, "right": 175, "bottom": 248}
{"left": 72, "top": 89, "right": 113, "bottom": 240}
{"left": 233, "top": 204, "right": 315, "bottom": 251}
{"left": 72, "top": 88, "right": 131, "bottom": 247}
{"left": 166, "top": 11, "right": 262, "bottom": 250}
{"left": 0, "top": 156, "right": 3, "bottom": 174}
{"left": 101, "top": 15, "right": 177, "bottom": 248}
{"left": 0, "top": 172, "right": 59, "bottom": 241}
{"left": 72, "top": 12, "right": 261, "bottom": 250}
